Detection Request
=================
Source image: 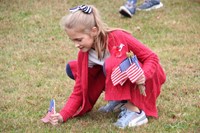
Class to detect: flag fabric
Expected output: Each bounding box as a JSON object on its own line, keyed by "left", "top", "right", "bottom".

{"left": 111, "top": 66, "right": 127, "bottom": 86}
{"left": 111, "top": 58, "right": 130, "bottom": 86}
{"left": 126, "top": 56, "right": 144, "bottom": 84}
{"left": 41, "top": 99, "right": 56, "bottom": 123}
{"left": 111, "top": 55, "right": 144, "bottom": 86}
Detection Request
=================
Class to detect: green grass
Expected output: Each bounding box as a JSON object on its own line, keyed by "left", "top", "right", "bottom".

{"left": 0, "top": 0, "right": 199, "bottom": 132}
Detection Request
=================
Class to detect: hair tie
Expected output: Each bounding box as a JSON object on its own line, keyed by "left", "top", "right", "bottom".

{"left": 69, "top": 5, "right": 92, "bottom": 14}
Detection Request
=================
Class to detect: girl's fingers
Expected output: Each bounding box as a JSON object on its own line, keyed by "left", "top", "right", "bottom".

{"left": 51, "top": 113, "right": 60, "bottom": 117}
{"left": 50, "top": 121, "right": 58, "bottom": 126}
{"left": 49, "top": 113, "right": 62, "bottom": 125}
{"left": 139, "top": 85, "right": 146, "bottom": 96}
{"left": 50, "top": 118, "right": 59, "bottom": 125}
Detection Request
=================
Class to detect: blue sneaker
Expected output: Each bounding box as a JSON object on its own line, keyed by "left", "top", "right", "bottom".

{"left": 114, "top": 108, "right": 148, "bottom": 129}
{"left": 137, "top": 0, "right": 163, "bottom": 11}
{"left": 98, "top": 101, "right": 125, "bottom": 113}
{"left": 119, "top": 0, "right": 137, "bottom": 17}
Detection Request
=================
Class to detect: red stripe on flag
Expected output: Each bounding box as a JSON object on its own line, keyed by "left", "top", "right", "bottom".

{"left": 111, "top": 67, "right": 127, "bottom": 86}
{"left": 126, "top": 63, "right": 143, "bottom": 83}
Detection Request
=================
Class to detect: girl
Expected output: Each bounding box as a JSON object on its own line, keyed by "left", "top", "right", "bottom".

{"left": 48, "top": 5, "right": 166, "bottom": 128}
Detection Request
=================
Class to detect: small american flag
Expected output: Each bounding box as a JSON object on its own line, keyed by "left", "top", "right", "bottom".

{"left": 41, "top": 99, "right": 56, "bottom": 123}
{"left": 111, "top": 55, "right": 144, "bottom": 86}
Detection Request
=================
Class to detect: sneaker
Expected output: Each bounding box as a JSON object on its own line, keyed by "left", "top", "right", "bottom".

{"left": 114, "top": 108, "right": 148, "bottom": 129}
{"left": 137, "top": 0, "right": 163, "bottom": 11}
{"left": 119, "top": 0, "right": 137, "bottom": 17}
{"left": 98, "top": 101, "right": 126, "bottom": 113}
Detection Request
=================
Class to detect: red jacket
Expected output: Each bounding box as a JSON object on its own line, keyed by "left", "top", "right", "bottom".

{"left": 60, "top": 30, "right": 166, "bottom": 122}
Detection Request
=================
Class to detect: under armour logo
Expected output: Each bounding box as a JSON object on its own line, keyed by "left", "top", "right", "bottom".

{"left": 118, "top": 43, "right": 125, "bottom": 51}
{"left": 113, "top": 43, "right": 125, "bottom": 58}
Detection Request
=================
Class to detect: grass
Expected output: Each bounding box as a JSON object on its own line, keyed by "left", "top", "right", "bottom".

{"left": 0, "top": 0, "right": 199, "bottom": 132}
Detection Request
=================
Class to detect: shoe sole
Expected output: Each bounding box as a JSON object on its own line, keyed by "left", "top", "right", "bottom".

{"left": 128, "top": 116, "right": 148, "bottom": 127}
{"left": 137, "top": 2, "right": 163, "bottom": 11}
{"left": 114, "top": 112, "right": 148, "bottom": 129}
{"left": 119, "top": 6, "right": 133, "bottom": 18}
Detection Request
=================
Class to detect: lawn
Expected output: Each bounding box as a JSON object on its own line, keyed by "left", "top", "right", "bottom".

{"left": 0, "top": 0, "right": 199, "bottom": 132}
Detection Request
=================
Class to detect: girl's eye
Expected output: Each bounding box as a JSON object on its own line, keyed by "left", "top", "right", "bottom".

{"left": 74, "top": 38, "right": 82, "bottom": 42}
{"left": 77, "top": 39, "right": 82, "bottom": 42}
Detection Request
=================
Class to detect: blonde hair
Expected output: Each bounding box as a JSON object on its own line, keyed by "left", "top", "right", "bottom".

{"left": 60, "top": 5, "right": 111, "bottom": 59}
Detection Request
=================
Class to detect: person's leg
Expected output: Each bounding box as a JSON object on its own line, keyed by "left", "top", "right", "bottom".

{"left": 66, "top": 60, "right": 77, "bottom": 80}
{"left": 98, "top": 100, "right": 126, "bottom": 113}
{"left": 137, "top": 0, "right": 163, "bottom": 11}
{"left": 66, "top": 63, "right": 75, "bottom": 80}
{"left": 119, "top": 0, "right": 137, "bottom": 18}
{"left": 124, "top": 101, "right": 140, "bottom": 112}
{"left": 98, "top": 63, "right": 127, "bottom": 113}
{"left": 87, "top": 65, "right": 106, "bottom": 106}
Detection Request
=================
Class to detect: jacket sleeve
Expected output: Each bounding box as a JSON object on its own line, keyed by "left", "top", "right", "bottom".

{"left": 59, "top": 53, "right": 83, "bottom": 122}
{"left": 123, "top": 32, "right": 160, "bottom": 80}
{"left": 59, "top": 76, "right": 83, "bottom": 122}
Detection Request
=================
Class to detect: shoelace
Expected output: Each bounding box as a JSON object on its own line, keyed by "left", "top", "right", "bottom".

{"left": 126, "top": 1, "right": 134, "bottom": 6}
{"left": 125, "top": 0, "right": 137, "bottom": 9}
{"left": 118, "top": 107, "right": 127, "bottom": 118}
{"left": 117, "top": 109, "right": 134, "bottom": 126}
{"left": 144, "top": 0, "right": 150, "bottom": 2}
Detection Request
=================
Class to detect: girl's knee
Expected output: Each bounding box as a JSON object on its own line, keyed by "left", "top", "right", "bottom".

{"left": 66, "top": 63, "right": 75, "bottom": 80}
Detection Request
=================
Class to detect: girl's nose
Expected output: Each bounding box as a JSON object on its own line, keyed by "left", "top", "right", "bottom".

{"left": 75, "top": 43, "right": 80, "bottom": 48}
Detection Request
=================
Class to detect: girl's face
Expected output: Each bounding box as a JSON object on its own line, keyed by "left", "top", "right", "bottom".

{"left": 66, "top": 27, "right": 97, "bottom": 52}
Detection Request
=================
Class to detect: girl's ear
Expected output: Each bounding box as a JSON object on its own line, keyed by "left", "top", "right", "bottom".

{"left": 91, "top": 27, "right": 98, "bottom": 37}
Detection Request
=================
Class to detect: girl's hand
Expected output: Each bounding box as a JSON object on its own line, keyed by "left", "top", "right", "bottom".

{"left": 138, "top": 84, "right": 146, "bottom": 97}
{"left": 49, "top": 113, "right": 63, "bottom": 126}
{"left": 136, "top": 74, "right": 146, "bottom": 96}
